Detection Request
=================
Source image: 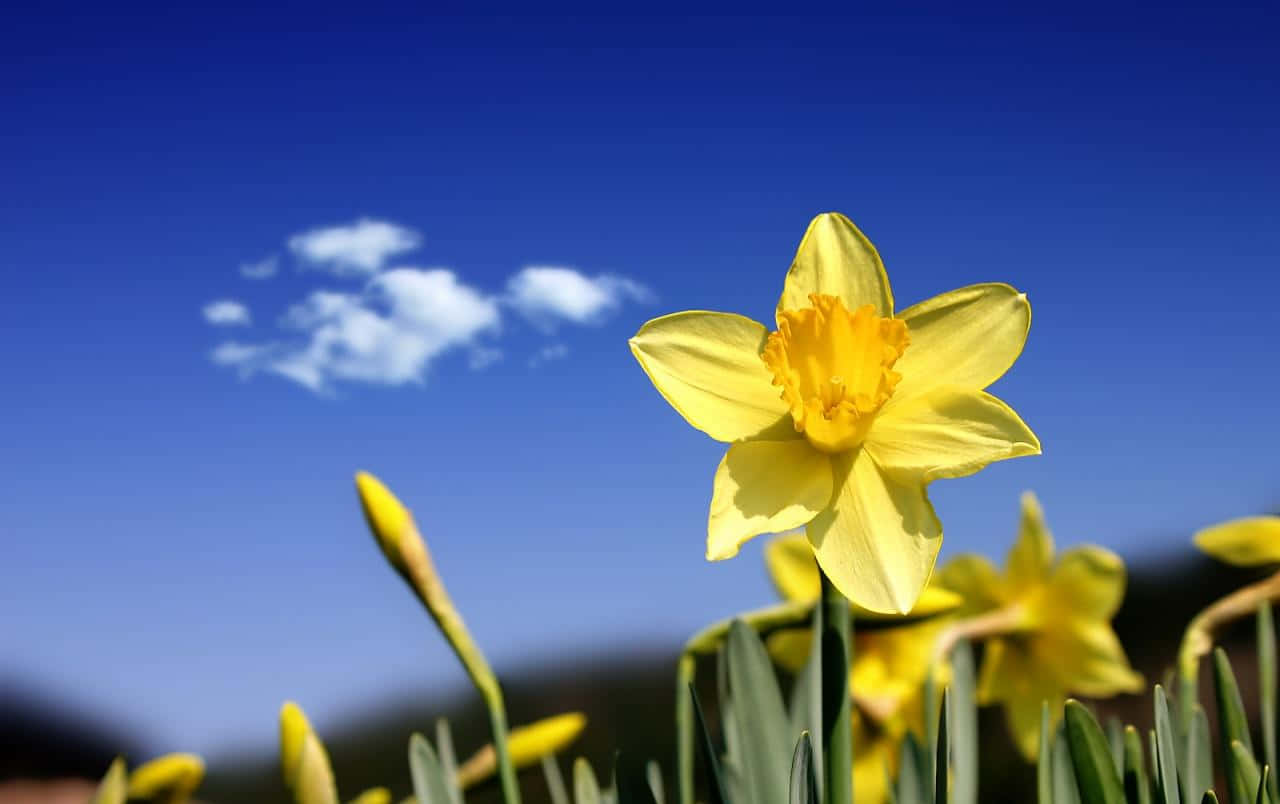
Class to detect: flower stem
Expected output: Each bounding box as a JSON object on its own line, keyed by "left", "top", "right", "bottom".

{"left": 674, "top": 652, "right": 695, "bottom": 804}
{"left": 821, "top": 570, "right": 853, "bottom": 804}
{"left": 931, "top": 604, "right": 1030, "bottom": 665}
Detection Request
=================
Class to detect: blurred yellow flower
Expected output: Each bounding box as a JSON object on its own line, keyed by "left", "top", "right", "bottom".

{"left": 1194, "top": 516, "right": 1280, "bottom": 566}
{"left": 456, "top": 712, "right": 587, "bottom": 789}
{"left": 764, "top": 532, "right": 953, "bottom": 803}
{"left": 127, "top": 753, "right": 205, "bottom": 804}
{"left": 347, "top": 788, "right": 391, "bottom": 804}
{"left": 280, "top": 701, "right": 339, "bottom": 804}
{"left": 630, "top": 212, "right": 1039, "bottom": 613}
{"left": 936, "top": 492, "right": 1142, "bottom": 758}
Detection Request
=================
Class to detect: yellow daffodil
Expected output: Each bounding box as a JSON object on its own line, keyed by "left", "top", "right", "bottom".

{"left": 280, "top": 701, "right": 339, "bottom": 804}
{"left": 764, "top": 532, "right": 954, "bottom": 803}
{"left": 936, "top": 492, "right": 1142, "bottom": 758}
{"left": 348, "top": 788, "right": 392, "bottom": 804}
{"left": 128, "top": 753, "right": 205, "bottom": 804}
{"left": 1178, "top": 515, "right": 1280, "bottom": 698}
{"left": 630, "top": 212, "right": 1039, "bottom": 614}
{"left": 456, "top": 712, "right": 587, "bottom": 789}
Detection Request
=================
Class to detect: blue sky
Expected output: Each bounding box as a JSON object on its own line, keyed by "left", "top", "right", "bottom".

{"left": 3, "top": 6, "right": 1278, "bottom": 757}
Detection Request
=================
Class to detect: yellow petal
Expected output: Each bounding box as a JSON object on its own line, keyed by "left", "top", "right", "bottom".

{"left": 806, "top": 450, "right": 941, "bottom": 614}
{"left": 348, "top": 789, "right": 391, "bottom": 804}
{"left": 776, "top": 212, "right": 893, "bottom": 319}
{"left": 764, "top": 531, "right": 822, "bottom": 602}
{"left": 128, "top": 753, "right": 205, "bottom": 802}
{"left": 765, "top": 628, "right": 813, "bottom": 673}
{"left": 865, "top": 387, "right": 1040, "bottom": 482}
{"left": 1194, "top": 516, "right": 1280, "bottom": 566}
{"left": 708, "top": 440, "right": 832, "bottom": 560}
{"left": 355, "top": 471, "right": 414, "bottom": 576}
{"left": 1034, "top": 621, "right": 1144, "bottom": 698}
{"left": 457, "top": 712, "right": 587, "bottom": 789}
{"left": 630, "top": 311, "right": 792, "bottom": 442}
{"left": 1006, "top": 491, "right": 1055, "bottom": 593}
{"left": 891, "top": 284, "right": 1030, "bottom": 403}
{"left": 92, "top": 758, "right": 128, "bottom": 804}
{"left": 934, "top": 554, "right": 1005, "bottom": 617}
{"left": 1045, "top": 545, "right": 1126, "bottom": 621}
{"left": 851, "top": 718, "right": 895, "bottom": 804}
{"left": 977, "top": 639, "right": 1060, "bottom": 759}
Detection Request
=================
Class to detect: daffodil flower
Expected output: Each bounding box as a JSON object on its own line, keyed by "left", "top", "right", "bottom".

{"left": 280, "top": 701, "right": 339, "bottom": 804}
{"left": 456, "top": 712, "right": 587, "bottom": 789}
{"left": 127, "top": 753, "right": 205, "bottom": 804}
{"left": 764, "top": 532, "right": 955, "bottom": 803}
{"left": 1177, "top": 515, "right": 1280, "bottom": 714}
{"left": 630, "top": 213, "right": 1039, "bottom": 613}
{"left": 936, "top": 492, "right": 1142, "bottom": 758}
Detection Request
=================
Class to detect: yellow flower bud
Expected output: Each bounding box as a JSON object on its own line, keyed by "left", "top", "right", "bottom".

{"left": 456, "top": 712, "right": 586, "bottom": 789}
{"left": 348, "top": 787, "right": 392, "bottom": 804}
{"left": 91, "top": 757, "right": 128, "bottom": 804}
{"left": 355, "top": 472, "right": 414, "bottom": 574}
{"left": 280, "top": 701, "right": 339, "bottom": 804}
{"left": 128, "top": 753, "right": 205, "bottom": 804}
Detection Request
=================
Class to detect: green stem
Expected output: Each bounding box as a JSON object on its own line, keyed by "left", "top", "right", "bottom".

{"left": 675, "top": 652, "right": 695, "bottom": 804}
{"left": 821, "top": 570, "right": 853, "bottom": 804}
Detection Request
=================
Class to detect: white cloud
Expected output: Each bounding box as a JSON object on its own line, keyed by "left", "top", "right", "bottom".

{"left": 288, "top": 218, "right": 422, "bottom": 276}
{"left": 468, "top": 347, "right": 503, "bottom": 371}
{"left": 506, "top": 266, "right": 653, "bottom": 328}
{"left": 240, "top": 256, "right": 278, "bottom": 280}
{"left": 203, "top": 299, "right": 251, "bottom": 326}
{"left": 528, "top": 343, "right": 569, "bottom": 368}
{"left": 213, "top": 268, "right": 500, "bottom": 392}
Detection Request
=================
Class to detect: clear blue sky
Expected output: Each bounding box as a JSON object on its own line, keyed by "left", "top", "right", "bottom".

{"left": 3, "top": 6, "right": 1278, "bottom": 758}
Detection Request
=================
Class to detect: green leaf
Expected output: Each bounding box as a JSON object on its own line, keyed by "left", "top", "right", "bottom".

{"left": 1107, "top": 717, "right": 1126, "bottom": 778}
{"left": 434, "top": 719, "right": 464, "bottom": 804}
{"left": 544, "top": 756, "right": 571, "bottom": 804}
{"left": 574, "top": 758, "right": 602, "bottom": 804}
{"left": 950, "top": 641, "right": 978, "bottom": 804}
{"left": 896, "top": 733, "right": 927, "bottom": 804}
{"left": 689, "top": 684, "right": 729, "bottom": 804}
{"left": 1053, "top": 721, "right": 1083, "bottom": 804}
{"left": 91, "top": 757, "right": 128, "bottom": 804}
{"left": 615, "top": 754, "right": 658, "bottom": 804}
{"left": 1204, "top": 793, "right": 1220, "bottom": 804}
{"left": 790, "top": 732, "right": 819, "bottom": 804}
{"left": 1154, "top": 685, "right": 1182, "bottom": 804}
{"left": 1186, "top": 705, "right": 1214, "bottom": 804}
{"left": 1063, "top": 700, "right": 1125, "bottom": 804}
{"left": 647, "top": 761, "right": 665, "bottom": 804}
{"left": 727, "top": 619, "right": 793, "bottom": 804}
{"left": 1260, "top": 602, "right": 1277, "bottom": 800}
{"left": 1213, "top": 649, "right": 1255, "bottom": 804}
{"left": 1124, "top": 725, "right": 1154, "bottom": 804}
{"left": 789, "top": 605, "right": 824, "bottom": 802}
{"left": 821, "top": 573, "right": 853, "bottom": 804}
{"left": 1258, "top": 766, "right": 1271, "bottom": 804}
{"left": 1038, "top": 702, "right": 1053, "bottom": 804}
{"left": 936, "top": 688, "right": 951, "bottom": 804}
{"left": 1230, "top": 741, "right": 1262, "bottom": 804}
{"left": 410, "top": 733, "right": 452, "bottom": 804}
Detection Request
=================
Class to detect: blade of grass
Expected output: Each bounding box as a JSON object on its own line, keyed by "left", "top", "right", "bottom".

{"left": 1063, "top": 700, "right": 1125, "bottom": 804}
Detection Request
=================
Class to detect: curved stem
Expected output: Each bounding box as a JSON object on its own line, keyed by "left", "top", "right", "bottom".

{"left": 931, "top": 604, "right": 1030, "bottom": 665}
{"left": 1178, "top": 569, "right": 1280, "bottom": 683}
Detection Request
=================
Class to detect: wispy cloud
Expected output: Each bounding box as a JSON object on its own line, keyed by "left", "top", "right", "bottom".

{"left": 506, "top": 266, "right": 653, "bottom": 328}
{"left": 239, "top": 256, "right": 278, "bottom": 280}
{"left": 203, "top": 299, "right": 251, "bottom": 326}
{"left": 214, "top": 269, "right": 499, "bottom": 392}
{"left": 528, "top": 343, "right": 569, "bottom": 368}
{"left": 209, "top": 219, "right": 654, "bottom": 394}
{"left": 288, "top": 218, "right": 422, "bottom": 276}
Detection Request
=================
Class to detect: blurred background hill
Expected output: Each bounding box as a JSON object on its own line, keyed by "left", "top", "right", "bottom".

{"left": 4, "top": 550, "right": 1275, "bottom": 803}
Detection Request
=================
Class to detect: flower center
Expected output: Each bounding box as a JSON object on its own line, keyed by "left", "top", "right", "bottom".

{"left": 762, "top": 294, "right": 909, "bottom": 453}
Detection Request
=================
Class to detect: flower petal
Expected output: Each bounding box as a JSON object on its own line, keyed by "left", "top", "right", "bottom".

{"left": 764, "top": 531, "right": 822, "bottom": 603}
{"left": 1194, "top": 516, "right": 1280, "bottom": 567}
{"left": 934, "top": 554, "right": 1006, "bottom": 617}
{"left": 1034, "top": 621, "right": 1143, "bottom": 698}
{"left": 630, "top": 311, "right": 793, "bottom": 443}
{"left": 1006, "top": 491, "right": 1055, "bottom": 594}
{"left": 806, "top": 450, "right": 941, "bottom": 614}
{"left": 977, "top": 639, "right": 1062, "bottom": 759}
{"left": 864, "top": 387, "right": 1040, "bottom": 483}
{"left": 1045, "top": 545, "right": 1126, "bottom": 621}
{"left": 708, "top": 440, "right": 832, "bottom": 560}
{"left": 776, "top": 212, "right": 893, "bottom": 319}
{"left": 890, "top": 283, "right": 1031, "bottom": 403}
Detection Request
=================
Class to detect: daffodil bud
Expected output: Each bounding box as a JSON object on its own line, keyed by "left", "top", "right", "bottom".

{"left": 456, "top": 712, "right": 587, "bottom": 789}
{"left": 347, "top": 787, "right": 391, "bottom": 804}
{"left": 128, "top": 753, "right": 205, "bottom": 804}
{"left": 355, "top": 471, "right": 415, "bottom": 577}
{"left": 280, "top": 701, "right": 339, "bottom": 804}
{"left": 91, "top": 757, "right": 128, "bottom": 804}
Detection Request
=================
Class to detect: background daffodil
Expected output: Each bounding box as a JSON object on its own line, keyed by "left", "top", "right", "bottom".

{"left": 127, "top": 753, "right": 205, "bottom": 804}
{"left": 936, "top": 492, "right": 1143, "bottom": 758}
{"left": 630, "top": 212, "right": 1040, "bottom": 613}
{"left": 764, "top": 532, "right": 954, "bottom": 803}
